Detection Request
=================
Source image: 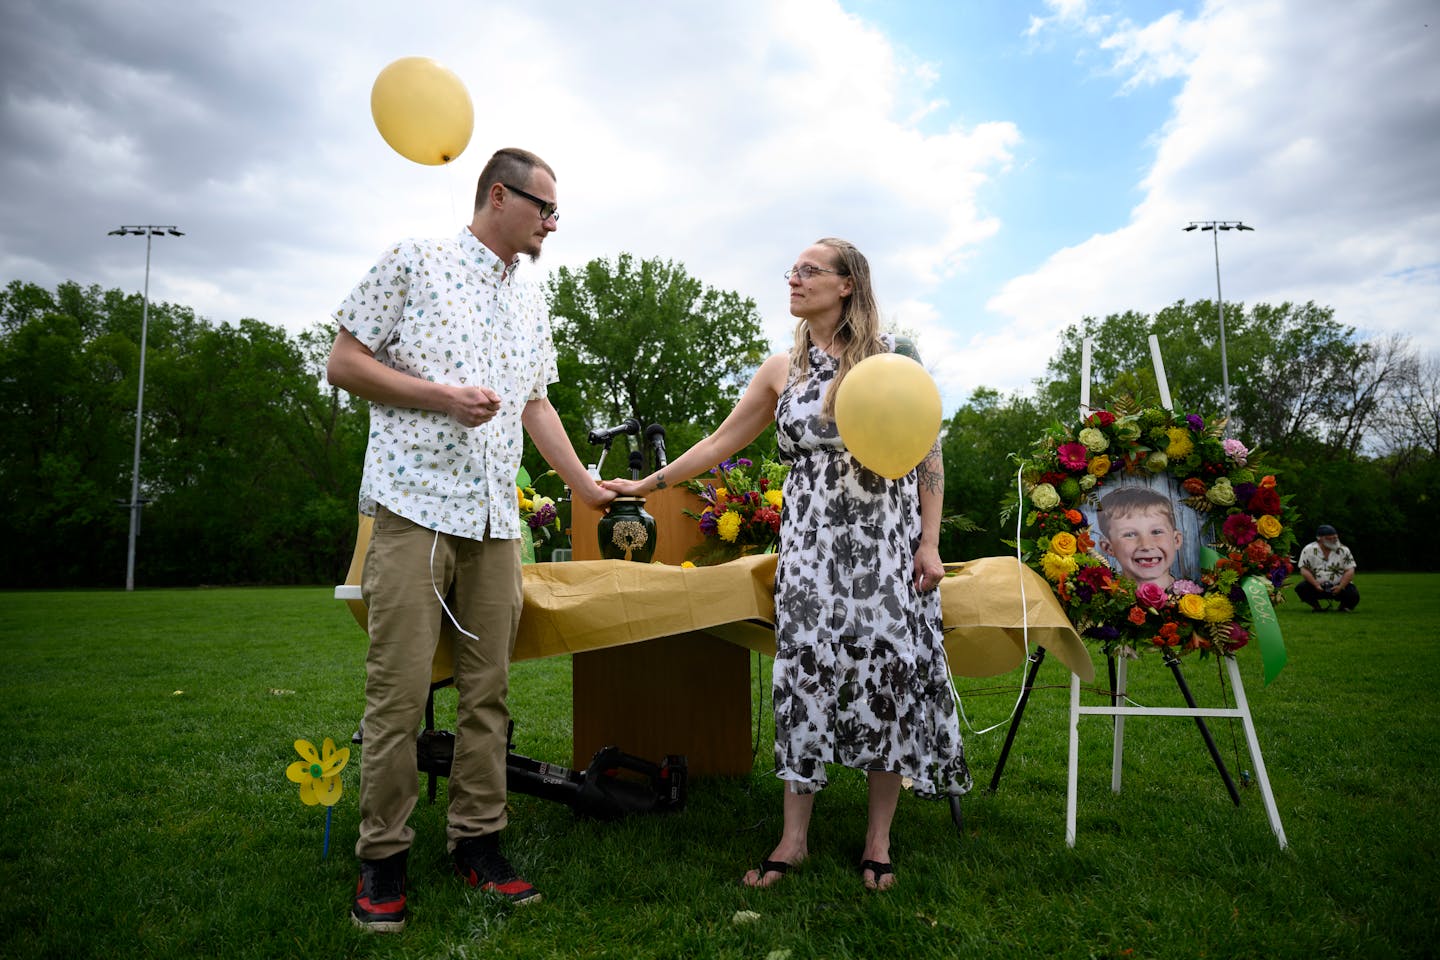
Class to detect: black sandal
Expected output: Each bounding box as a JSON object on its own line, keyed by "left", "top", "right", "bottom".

{"left": 860, "top": 859, "right": 894, "bottom": 890}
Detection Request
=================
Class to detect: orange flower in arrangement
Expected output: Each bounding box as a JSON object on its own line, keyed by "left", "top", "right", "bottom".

{"left": 1153, "top": 622, "right": 1181, "bottom": 647}
{"left": 1127, "top": 606, "right": 1148, "bottom": 626}
{"left": 1258, "top": 475, "right": 1277, "bottom": 488}
{"left": 1182, "top": 477, "right": 1208, "bottom": 496}
{"left": 1075, "top": 529, "right": 1095, "bottom": 552}
{"left": 1065, "top": 509, "right": 1084, "bottom": 525}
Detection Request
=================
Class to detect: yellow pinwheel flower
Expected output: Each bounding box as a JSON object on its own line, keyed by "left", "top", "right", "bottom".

{"left": 286, "top": 737, "right": 349, "bottom": 807}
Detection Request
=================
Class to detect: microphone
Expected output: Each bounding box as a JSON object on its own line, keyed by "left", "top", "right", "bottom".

{"left": 587, "top": 418, "right": 641, "bottom": 445}
{"left": 644, "top": 423, "right": 668, "bottom": 470}
{"left": 628, "top": 449, "right": 644, "bottom": 481}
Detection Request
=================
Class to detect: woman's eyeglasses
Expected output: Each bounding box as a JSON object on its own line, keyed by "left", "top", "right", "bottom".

{"left": 784, "top": 264, "right": 838, "bottom": 281}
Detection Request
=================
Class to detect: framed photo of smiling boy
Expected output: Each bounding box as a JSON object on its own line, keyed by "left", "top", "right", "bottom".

{"left": 1084, "top": 473, "right": 1202, "bottom": 589}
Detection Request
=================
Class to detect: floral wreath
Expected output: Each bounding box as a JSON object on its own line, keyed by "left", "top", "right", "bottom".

{"left": 1011, "top": 398, "right": 1298, "bottom": 660}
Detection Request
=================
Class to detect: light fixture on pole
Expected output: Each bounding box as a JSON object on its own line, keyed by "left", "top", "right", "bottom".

{"left": 1182, "top": 220, "right": 1253, "bottom": 424}
{"left": 108, "top": 224, "right": 185, "bottom": 591}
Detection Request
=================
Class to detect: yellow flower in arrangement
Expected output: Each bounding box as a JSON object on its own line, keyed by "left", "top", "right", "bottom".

{"left": 1177, "top": 593, "right": 1207, "bottom": 620}
{"left": 1049, "top": 532, "right": 1078, "bottom": 557}
{"left": 1256, "top": 514, "right": 1283, "bottom": 538}
{"left": 681, "top": 561, "right": 696, "bottom": 569}
{"left": 716, "top": 511, "right": 742, "bottom": 542}
{"left": 1166, "top": 427, "right": 1194, "bottom": 459}
{"left": 1088, "top": 455, "right": 1111, "bottom": 477}
{"left": 1203, "top": 594, "right": 1236, "bottom": 623}
{"left": 1041, "top": 551, "right": 1077, "bottom": 582}
{"left": 286, "top": 738, "right": 349, "bottom": 807}
{"left": 764, "top": 489, "right": 783, "bottom": 509}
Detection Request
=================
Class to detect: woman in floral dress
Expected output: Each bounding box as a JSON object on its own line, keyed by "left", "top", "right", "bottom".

{"left": 603, "top": 238, "right": 970, "bottom": 891}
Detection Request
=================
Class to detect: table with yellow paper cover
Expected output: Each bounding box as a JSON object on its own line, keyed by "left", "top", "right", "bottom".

{"left": 338, "top": 523, "right": 1091, "bottom": 774}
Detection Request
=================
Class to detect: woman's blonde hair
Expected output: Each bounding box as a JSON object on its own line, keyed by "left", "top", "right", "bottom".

{"left": 787, "top": 238, "right": 886, "bottom": 418}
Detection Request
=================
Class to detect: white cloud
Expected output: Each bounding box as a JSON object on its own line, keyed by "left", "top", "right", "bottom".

{"left": 980, "top": 0, "right": 1440, "bottom": 400}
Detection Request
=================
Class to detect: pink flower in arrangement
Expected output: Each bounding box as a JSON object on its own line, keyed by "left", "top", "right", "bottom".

{"left": 1135, "top": 581, "right": 1167, "bottom": 609}
{"left": 1223, "top": 438, "right": 1250, "bottom": 465}
{"left": 1170, "top": 579, "right": 1204, "bottom": 596}
{"left": 1222, "top": 512, "right": 1258, "bottom": 546}
{"left": 1058, "top": 442, "right": 1090, "bottom": 471}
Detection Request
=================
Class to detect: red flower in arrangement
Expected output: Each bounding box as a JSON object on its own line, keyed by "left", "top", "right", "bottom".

{"left": 1182, "top": 477, "right": 1208, "bottom": 496}
{"left": 1065, "top": 509, "right": 1084, "bottom": 525}
{"left": 754, "top": 506, "right": 781, "bottom": 535}
{"left": 1127, "top": 606, "right": 1148, "bottom": 626}
{"left": 1078, "top": 564, "right": 1114, "bottom": 591}
{"left": 1223, "top": 512, "right": 1258, "bottom": 547}
{"left": 1248, "top": 486, "right": 1281, "bottom": 515}
{"left": 1086, "top": 410, "right": 1116, "bottom": 427}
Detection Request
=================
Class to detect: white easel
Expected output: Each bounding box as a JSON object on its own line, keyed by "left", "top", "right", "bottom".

{"left": 1066, "top": 336, "right": 1288, "bottom": 849}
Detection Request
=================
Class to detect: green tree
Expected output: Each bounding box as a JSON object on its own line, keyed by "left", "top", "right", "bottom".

{"left": 545, "top": 254, "right": 772, "bottom": 483}
{"left": 0, "top": 280, "right": 366, "bottom": 587}
{"left": 939, "top": 387, "right": 1048, "bottom": 559}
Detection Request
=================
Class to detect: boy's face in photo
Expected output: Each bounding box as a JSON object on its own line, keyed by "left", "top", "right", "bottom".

{"left": 1101, "top": 506, "right": 1183, "bottom": 586}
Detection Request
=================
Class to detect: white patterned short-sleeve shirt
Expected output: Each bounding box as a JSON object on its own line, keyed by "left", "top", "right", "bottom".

{"left": 334, "top": 227, "right": 557, "bottom": 541}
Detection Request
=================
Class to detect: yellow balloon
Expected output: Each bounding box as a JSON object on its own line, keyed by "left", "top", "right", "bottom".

{"left": 834, "top": 353, "right": 943, "bottom": 479}
{"left": 370, "top": 56, "right": 474, "bottom": 165}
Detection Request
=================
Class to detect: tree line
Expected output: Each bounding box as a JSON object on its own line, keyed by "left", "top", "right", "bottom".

{"left": 2, "top": 272, "right": 1435, "bottom": 589}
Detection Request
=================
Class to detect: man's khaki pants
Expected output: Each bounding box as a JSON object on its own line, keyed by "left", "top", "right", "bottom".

{"left": 355, "top": 506, "right": 522, "bottom": 860}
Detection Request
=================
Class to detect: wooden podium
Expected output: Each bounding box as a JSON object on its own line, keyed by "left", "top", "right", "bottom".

{"left": 569, "top": 488, "right": 755, "bottom": 776}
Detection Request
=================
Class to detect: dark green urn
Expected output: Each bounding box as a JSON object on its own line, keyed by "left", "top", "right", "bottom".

{"left": 597, "top": 496, "right": 657, "bottom": 563}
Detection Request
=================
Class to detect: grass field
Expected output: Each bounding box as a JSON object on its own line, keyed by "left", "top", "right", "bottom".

{"left": 1, "top": 573, "right": 1437, "bottom": 959}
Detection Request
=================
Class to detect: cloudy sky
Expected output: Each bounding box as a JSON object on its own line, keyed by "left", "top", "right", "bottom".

{"left": 2, "top": 0, "right": 1436, "bottom": 412}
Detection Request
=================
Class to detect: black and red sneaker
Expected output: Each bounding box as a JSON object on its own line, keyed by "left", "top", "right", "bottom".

{"left": 453, "top": 834, "right": 542, "bottom": 905}
{"left": 351, "top": 849, "right": 408, "bottom": 932}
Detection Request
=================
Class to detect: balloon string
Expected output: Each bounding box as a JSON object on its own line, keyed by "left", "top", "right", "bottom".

{"left": 955, "top": 464, "right": 1033, "bottom": 736}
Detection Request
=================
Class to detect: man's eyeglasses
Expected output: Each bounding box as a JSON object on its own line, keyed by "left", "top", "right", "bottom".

{"left": 503, "top": 184, "right": 559, "bottom": 222}
{"left": 784, "top": 264, "right": 838, "bottom": 281}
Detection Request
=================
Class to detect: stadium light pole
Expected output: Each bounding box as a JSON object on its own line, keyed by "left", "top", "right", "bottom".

{"left": 108, "top": 224, "right": 185, "bottom": 591}
{"left": 1182, "top": 220, "right": 1253, "bottom": 424}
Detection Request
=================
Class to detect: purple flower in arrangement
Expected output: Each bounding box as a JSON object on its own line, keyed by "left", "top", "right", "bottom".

{"left": 1075, "top": 583, "right": 1094, "bottom": 602}
{"left": 1086, "top": 624, "right": 1122, "bottom": 641}
{"left": 1186, "top": 414, "right": 1205, "bottom": 431}
{"left": 527, "top": 503, "right": 557, "bottom": 530}
{"left": 1234, "top": 482, "right": 1258, "bottom": 508}
{"left": 1270, "top": 565, "right": 1289, "bottom": 590}
{"left": 719, "top": 457, "right": 753, "bottom": 472}
{"left": 1170, "top": 579, "right": 1204, "bottom": 596}
{"left": 1135, "top": 581, "right": 1168, "bottom": 609}
{"left": 1230, "top": 584, "right": 1246, "bottom": 603}
{"left": 698, "top": 511, "right": 718, "bottom": 536}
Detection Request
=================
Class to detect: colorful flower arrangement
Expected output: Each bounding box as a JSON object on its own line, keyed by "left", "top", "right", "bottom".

{"left": 682, "top": 456, "right": 790, "bottom": 566}
{"left": 1010, "top": 398, "right": 1298, "bottom": 660}
{"left": 517, "top": 469, "right": 561, "bottom": 544}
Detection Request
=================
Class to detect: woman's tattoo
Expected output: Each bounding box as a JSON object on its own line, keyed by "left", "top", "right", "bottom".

{"left": 916, "top": 442, "right": 943, "bottom": 496}
{"left": 655, "top": 473, "right": 668, "bottom": 490}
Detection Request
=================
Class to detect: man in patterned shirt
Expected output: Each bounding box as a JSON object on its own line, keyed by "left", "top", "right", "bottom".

{"left": 1295, "top": 523, "right": 1359, "bottom": 612}
{"left": 327, "top": 147, "right": 613, "bottom": 931}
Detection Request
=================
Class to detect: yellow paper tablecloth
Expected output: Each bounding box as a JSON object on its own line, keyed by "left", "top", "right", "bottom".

{"left": 514, "top": 553, "right": 1093, "bottom": 682}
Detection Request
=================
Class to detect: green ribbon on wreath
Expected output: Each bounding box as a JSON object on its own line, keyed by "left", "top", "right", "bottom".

{"left": 1201, "top": 545, "right": 1287, "bottom": 685}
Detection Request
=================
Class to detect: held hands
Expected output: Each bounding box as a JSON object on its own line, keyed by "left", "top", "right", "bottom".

{"left": 573, "top": 479, "right": 617, "bottom": 510}
{"left": 913, "top": 543, "right": 944, "bottom": 594}
{"left": 600, "top": 477, "right": 650, "bottom": 498}
{"left": 447, "top": 385, "right": 503, "bottom": 427}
